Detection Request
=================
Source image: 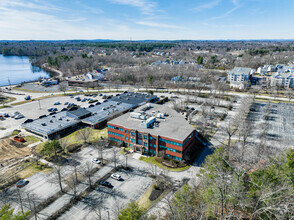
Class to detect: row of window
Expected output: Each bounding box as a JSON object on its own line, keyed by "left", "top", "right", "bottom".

{"left": 109, "top": 137, "right": 122, "bottom": 143}
{"left": 159, "top": 145, "right": 182, "bottom": 154}
{"left": 166, "top": 154, "right": 182, "bottom": 161}
{"left": 159, "top": 138, "right": 183, "bottom": 147}
{"left": 108, "top": 125, "right": 124, "bottom": 132}
{"left": 108, "top": 131, "right": 124, "bottom": 138}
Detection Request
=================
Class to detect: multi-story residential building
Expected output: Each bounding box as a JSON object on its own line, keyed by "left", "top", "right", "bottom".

{"left": 228, "top": 67, "right": 254, "bottom": 90}
{"left": 270, "top": 65, "right": 294, "bottom": 88}
{"left": 107, "top": 104, "right": 201, "bottom": 161}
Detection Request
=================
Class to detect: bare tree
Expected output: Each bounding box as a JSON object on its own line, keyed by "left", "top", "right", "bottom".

{"left": 112, "top": 147, "right": 120, "bottom": 170}
{"left": 77, "top": 127, "right": 92, "bottom": 146}
{"left": 66, "top": 175, "right": 78, "bottom": 198}
{"left": 82, "top": 162, "right": 94, "bottom": 188}
{"left": 58, "top": 81, "right": 68, "bottom": 95}
{"left": 59, "top": 137, "right": 70, "bottom": 152}
{"left": 94, "top": 138, "right": 107, "bottom": 165}
{"left": 50, "top": 165, "right": 64, "bottom": 193}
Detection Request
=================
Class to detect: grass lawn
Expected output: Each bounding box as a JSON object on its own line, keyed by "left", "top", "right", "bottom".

{"left": 137, "top": 183, "right": 170, "bottom": 211}
{"left": 255, "top": 98, "right": 294, "bottom": 104}
{"left": 139, "top": 157, "right": 191, "bottom": 172}
{"left": 24, "top": 135, "right": 40, "bottom": 145}
{"left": 60, "top": 127, "right": 108, "bottom": 146}
{"left": 18, "top": 162, "right": 53, "bottom": 179}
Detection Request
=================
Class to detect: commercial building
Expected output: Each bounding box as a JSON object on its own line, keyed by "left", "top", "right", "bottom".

{"left": 22, "top": 92, "right": 157, "bottom": 139}
{"left": 107, "top": 104, "right": 200, "bottom": 161}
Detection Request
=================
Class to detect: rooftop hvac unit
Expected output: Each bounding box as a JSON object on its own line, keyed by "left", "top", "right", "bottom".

{"left": 156, "top": 113, "right": 164, "bottom": 119}
{"left": 130, "top": 112, "right": 141, "bottom": 119}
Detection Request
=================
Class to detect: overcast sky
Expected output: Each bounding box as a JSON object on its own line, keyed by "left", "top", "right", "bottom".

{"left": 0, "top": 0, "right": 293, "bottom": 40}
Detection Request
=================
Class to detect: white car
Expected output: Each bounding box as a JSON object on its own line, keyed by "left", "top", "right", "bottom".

{"left": 92, "top": 158, "right": 101, "bottom": 164}
{"left": 15, "top": 114, "right": 25, "bottom": 119}
{"left": 11, "top": 111, "right": 21, "bottom": 118}
{"left": 111, "top": 173, "right": 122, "bottom": 181}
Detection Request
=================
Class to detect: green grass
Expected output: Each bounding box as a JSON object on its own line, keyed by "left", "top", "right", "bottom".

{"left": 60, "top": 127, "right": 108, "bottom": 146}
{"left": 24, "top": 136, "right": 40, "bottom": 145}
{"left": 139, "top": 157, "right": 191, "bottom": 172}
{"left": 18, "top": 162, "right": 53, "bottom": 179}
{"left": 255, "top": 98, "right": 294, "bottom": 104}
{"left": 137, "top": 183, "right": 170, "bottom": 210}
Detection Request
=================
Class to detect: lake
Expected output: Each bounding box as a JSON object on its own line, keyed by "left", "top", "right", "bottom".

{"left": 0, "top": 55, "right": 50, "bottom": 87}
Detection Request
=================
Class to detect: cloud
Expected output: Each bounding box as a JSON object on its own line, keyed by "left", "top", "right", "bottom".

{"left": 208, "top": 0, "right": 242, "bottom": 20}
{"left": 108, "top": 0, "right": 157, "bottom": 15}
{"left": 193, "top": 0, "right": 221, "bottom": 11}
{"left": 136, "top": 21, "right": 186, "bottom": 29}
{"left": 0, "top": 0, "right": 62, "bottom": 12}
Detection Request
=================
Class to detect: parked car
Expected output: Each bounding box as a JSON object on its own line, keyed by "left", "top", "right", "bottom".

{"left": 11, "top": 111, "right": 21, "bottom": 118}
{"left": 48, "top": 108, "right": 53, "bottom": 112}
{"left": 64, "top": 102, "right": 69, "bottom": 105}
{"left": 54, "top": 101, "right": 60, "bottom": 105}
{"left": 100, "top": 181, "right": 113, "bottom": 188}
{"left": 92, "top": 158, "right": 101, "bottom": 164}
{"left": 111, "top": 173, "right": 122, "bottom": 181}
{"left": 15, "top": 114, "right": 25, "bottom": 119}
{"left": 99, "top": 94, "right": 103, "bottom": 96}
{"left": 88, "top": 104, "right": 95, "bottom": 108}
{"left": 16, "top": 179, "right": 29, "bottom": 188}
{"left": 82, "top": 98, "right": 87, "bottom": 102}
{"left": 95, "top": 102, "right": 101, "bottom": 105}
{"left": 3, "top": 113, "right": 10, "bottom": 117}
{"left": 52, "top": 108, "right": 58, "bottom": 112}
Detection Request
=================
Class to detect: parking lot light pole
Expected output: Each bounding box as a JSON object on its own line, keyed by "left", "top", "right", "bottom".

{"left": 38, "top": 100, "right": 41, "bottom": 109}
{"left": 107, "top": 211, "right": 110, "bottom": 220}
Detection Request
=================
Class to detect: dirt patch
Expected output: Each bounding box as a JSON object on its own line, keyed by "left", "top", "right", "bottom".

{"left": 0, "top": 139, "right": 32, "bottom": 164}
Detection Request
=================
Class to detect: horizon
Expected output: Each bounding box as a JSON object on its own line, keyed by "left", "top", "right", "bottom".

{"left": 0, "top": 0, "right": 293, "bottom": 41}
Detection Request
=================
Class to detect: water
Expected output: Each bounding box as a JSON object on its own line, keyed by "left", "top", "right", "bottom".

{"left": 0, "top": 55, "right": 50, "bottom": 87}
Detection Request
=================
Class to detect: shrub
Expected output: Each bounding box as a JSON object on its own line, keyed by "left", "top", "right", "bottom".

{"left": 155, "top": 156, "right": 164, "bottom": 163}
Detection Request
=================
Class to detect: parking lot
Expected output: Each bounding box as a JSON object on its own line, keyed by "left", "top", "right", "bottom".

{"left": 0, "top": 93, "right": 108, "bottom": 138}
{"left": 248, "top": 102, "right": 294, "bottom": 149}
{"left": 59, "top": 169, "right": 154, "bottom": 220}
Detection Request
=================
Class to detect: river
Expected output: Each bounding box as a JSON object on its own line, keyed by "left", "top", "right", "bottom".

{"left": 0, "top": 54, "right": 50, "bottom": 87}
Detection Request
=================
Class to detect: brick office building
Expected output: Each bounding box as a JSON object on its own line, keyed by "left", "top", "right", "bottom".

{"left": 107, "top": 104, "right": 200, "bottom": 161}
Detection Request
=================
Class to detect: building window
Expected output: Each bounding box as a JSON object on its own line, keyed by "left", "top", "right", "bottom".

{"left": 154, "top": 145, "right": 157, "bottom": 148}
{"left": 144, "top": 143, "right": 147, "bottom": 147}
{"left": 138, "top": 133, "right": 142, "bottom": 138}
{"left": 108, "top": 131, "right": 124, "bottom": 138}
{"left": 144, "top": 135, "right": 147, "bottom": 139}
{"left": 125, "top": 130, "right": 128, "bottom": 133}
{"left": 138, "top": 139, "right": 142, "bottom": 145}
{"left": 125, "top": 137, "right": 128, "bottom": 140}
{"left": 150, "top": 136, "right": 153, "bottom": 140}
{"left": 131, "top": 139, "right": 135, "bottom": 143}
{"left": 149, "top": 143, "right": 152, "bottom": 147}
{"left": 131, "top": 132, "right": 135, "bottom": 136}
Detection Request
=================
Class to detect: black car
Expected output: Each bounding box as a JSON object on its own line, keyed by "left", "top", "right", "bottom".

{"left": 95, "top": 102, "right": 101, "bottom": 105}
{"left": 100, "top": 181, "right": 113, "bottom": 188}
{"left": 88, "top": 104, "right": 95, "bottom": 108}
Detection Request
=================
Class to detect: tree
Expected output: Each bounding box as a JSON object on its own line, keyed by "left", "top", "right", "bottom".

{"left": 94, "top": 138, "right": 107, "bottom": 165}
{"left": 65, "top": 175, "right": 78, "bottom": 198}
{"left": 58, "top": 81, "right": 67, "bottom": 95}
{"left": 50, "top": 165, "right": 64, "bottom": 193}
{"left": 77, "top": 128, "right": 92, "bottom": 146}
{"left": 82, "top": 162, "right": 94, "bottom": 188}
{"left": 59, "top": 137, "right": 70, "bottom": 153}
{"left": 118, "top": 201, "right": 146, "bottom": 220}
{"left": 197, "top": 56, "right": 203, "bottom": 64}
{"left": 0, "top": 204, "right": 30, "bottom": 220}
{"left": 40, "top": 140, "right": 62, "bottom": 160}
{"left": 112, "top": 147, "right": 120, "bottom": 170}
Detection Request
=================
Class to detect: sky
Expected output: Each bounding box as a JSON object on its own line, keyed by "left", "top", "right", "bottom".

{"left": 0, "top": 0, "right": 293, "bottom": 40}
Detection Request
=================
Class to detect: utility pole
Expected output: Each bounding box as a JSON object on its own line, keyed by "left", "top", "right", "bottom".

{"left": 38, "top": 100, "right": 41, "bottom": 109}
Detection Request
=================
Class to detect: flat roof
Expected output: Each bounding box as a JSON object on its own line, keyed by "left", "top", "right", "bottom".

{"left": 110, "top": 92, "right": 157, "bottom": 106}
{"left": 22, "top": 112, "right": 79, "bottom": 136}
{"left": 108, "top": 104, "right": 194, "bottom": 141}
{"left": 82, "top": 101, "right": 134, "bottom": 125}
